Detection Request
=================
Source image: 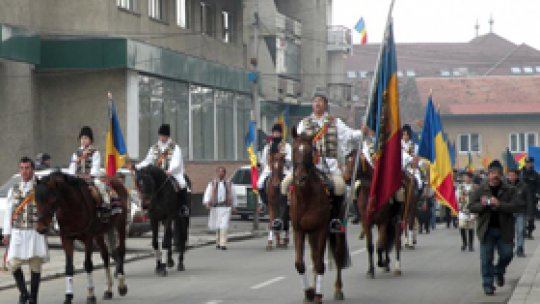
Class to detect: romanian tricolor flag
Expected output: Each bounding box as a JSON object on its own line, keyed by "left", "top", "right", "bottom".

{"left": 465, "top": 152, "right": 475, "bottom": 173}
{"left": 354, "top": 17, "right": 368, "bottom": 45}
{"left": 245, "top": 119, "right": 259, "bottom": 191}
{"left": 418, "top": 96, "right": 458, "bottom": 215}
{"left": 105, "top": 100, "right": 127, "bottom": 177}
{"left": 515, "top": 152, "right": 527, "bottom": 170}
{"left": 366, "top": 21, "right": 401, "bottom": 219}
{"left": 275, "top": 105, "right": 289, "bottom": 141}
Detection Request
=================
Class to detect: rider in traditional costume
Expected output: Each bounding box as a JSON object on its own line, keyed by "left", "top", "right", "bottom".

{"left": 274, "top": 91, "right": 367, "bottom": 233}
{"left": 401, "top": 124, "right": 424, "bottom": 193}
{"left": 68, "top": 126, "right": 121, "bottom": 217}
{"left": 456, "top": 171, "right": 476, "bottom": 252}
{"left": 3, "top": 157, "right": 49, "bottom": 304}
{"left": 257, "top": 123, "right": 292, "bottom": 207}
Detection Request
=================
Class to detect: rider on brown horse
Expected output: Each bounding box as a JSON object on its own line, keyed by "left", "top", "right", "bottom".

{"left": 257, "top": 124, "right": 292, "bottom": 211}
{"left": 274, "top": 91, "right": 368, "bottom": 233}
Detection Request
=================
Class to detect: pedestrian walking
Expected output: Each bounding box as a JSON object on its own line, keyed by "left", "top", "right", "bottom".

{"left": 456, "top": 172, "right": 476, "bottom": 252}
{"left": 203, "top": 167, "right": 237, "bottom": 250}
{"left": 507, "top": 169, "right": 532, "bottom": 257}
{"left": 469, "top": 160, "right": 519, "bottom": 296}
{"left": 520, "top": 156, "right": 539, "bottom": 239}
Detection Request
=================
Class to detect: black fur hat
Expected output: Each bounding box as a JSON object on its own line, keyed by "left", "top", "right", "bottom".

{"left": 488, "top": 160, "right": 503, "bottom": 172}
{"left": 402, "top": 124, "right": 412, "bottom": 137}
{"left": 313, "top": 91, "right": 329, "bottom": 105}
{"left": 79, "top": 126, "right": 94, "bottom": 142}
{"left": 271, "top": 123, "right": 283, "bottom": 133}
{"left": 158, "top": 124, "right": 171, "bottom": 137}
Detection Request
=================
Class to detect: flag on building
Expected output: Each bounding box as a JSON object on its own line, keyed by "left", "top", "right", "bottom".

{"left": 105, "top": 99, "right": 127, "bottom": 177}
{"left": 245, "top": 119, "right": 259, "bottom": 191}
{"left": 354, "top": 17, "right": 368, "bottom": 45}
{"left": 275, "top": 105, "right": 290, "bottom": 140}
{"left": 365, "top": 21, "right": 401, "bottom": 220}
{"left": 417, "top": 96, "right": 458, "bottom": 215}
{"left": 465, "top": 152, "right": 475, "bottom": 173}
{"left": 505, "top": 148, "right": 518, "bottom": 172}
{"left": 515, "top": 152, "right": 527, "bottom": 169}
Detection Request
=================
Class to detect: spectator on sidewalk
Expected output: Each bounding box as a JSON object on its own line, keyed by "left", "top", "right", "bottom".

{"left": 520, "top": 157, "right": 539, "bottom": 239}
{"left": 507, "top": 169, "right": 532, "bottom": 257}
{"left": 203, "top": 167, "right": 237, "bottom": 250}
{"left": 456, "top": 172, "right": 476, "bottom": 252}
{"left": 469, "top": 160, "right": 519, "bottom": 296}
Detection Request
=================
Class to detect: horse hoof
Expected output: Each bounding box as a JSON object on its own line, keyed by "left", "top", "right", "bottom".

{"left": 384, "top": 266, "right": 391, "bottom": 273}
{"left": 64, "top": 294, "right": 74, "bottom": 304}
{"left": 334, "top": 290, "right": 345, "bottom": 300}
{"left": 155, "top": 265, "right": 167, "bottom": 277}
{"left": 118, "top": 285, "right": 128, "bottom": 296}
{"left": 394, "top": 269, "right": 402, "bottom": 276}
{"left": 167, "top": 259, "right": 175, "bottom": 268}
{"left": 103, "top": 290, "right": 113, "bottom": 300}
{"left": 177, "top": 263, "right": 185, "bottom": 271}
{"left": 87, "top": 295, "right": 97, "bottom": 304}
{"left": 305, "top": 288, "right": 316, "bottom": 302}
{"left": 366, "top": 270, "right": 375, "bottom": 279}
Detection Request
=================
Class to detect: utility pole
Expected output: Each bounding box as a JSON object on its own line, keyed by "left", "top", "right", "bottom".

{"left": 250, "top": 0, "right": 261, "bottom": 233}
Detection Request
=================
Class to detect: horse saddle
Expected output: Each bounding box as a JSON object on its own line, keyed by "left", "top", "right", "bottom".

{"left": 315, "top": 169, "right": 334, "bottom": 196}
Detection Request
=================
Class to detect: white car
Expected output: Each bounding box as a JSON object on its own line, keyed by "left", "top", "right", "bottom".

{"left": 0, "top": 168, "right": 150, "bottom": 239}
{"left": 230, "top": 165, "right": 266, "bottom": 220}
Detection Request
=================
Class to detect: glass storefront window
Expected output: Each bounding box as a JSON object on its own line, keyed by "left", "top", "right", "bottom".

{"left": 191, "top": 85, "right": 215, "bottom": 160}
{"left": 235, "top": 94, "right": 251, "bottom": 160}
{"left": 164, "top": 81, "right": 189, "bottom": 156}
{"left": 216, "top": 90, "right": 235, "bottom": 160}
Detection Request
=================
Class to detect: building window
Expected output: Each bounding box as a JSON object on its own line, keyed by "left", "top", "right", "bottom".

{"left": 221, "top": 11, "right": 232, "bottom": 42}
{"left": 149, "top": 0, "right": 166, "bottom": 21}
{"left": 191, "top": 85, "right": 215, "bottom": 160}
{"left": 346, "top": 71, "right": 356, "bottom": 79}
{"left": 511, "top": 67, "right": 522, "bottom": 74}
{"left": 117, "top": 0, "right": 138, "bottom": 11}
{"left": 509, "top": 132, "right": 537, "bottom": 153}
{"left": 359, "top": 70, "right": 368, "bottom": 78}
{"left": 458, "top": 133, "right": 480, "bottom": 154}
{"left": 200, "top": 2, "right": 214, "bottom": 36}
{"left": 176, "top": 0, "right": 188, "bottom": 28}
{"left": 523, "top": 66, "right": 534, "bottom": 74}
{"left": 440, "top": 69, "right": 450, "bottom": 77}
{"left": 536, "top": 66, "right": 540, "bottom": 73}
{"left": 406, "top": 69, "right": 416, "bottom": 77}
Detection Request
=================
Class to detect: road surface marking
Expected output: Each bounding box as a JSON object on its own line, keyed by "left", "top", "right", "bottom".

{"left": 351, "top": 248, "right": 366, "bottom": 256}
{"left": 250, "top": 276, "right": 286, "bottom": 289}
{"left": 205, "top": 300, "right": 223, "bottom": 304}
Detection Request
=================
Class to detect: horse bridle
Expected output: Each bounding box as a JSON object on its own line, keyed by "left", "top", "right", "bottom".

{"left": 293, "top": 142, "right": 316, "bottom": 186}
{"left": 138, "top": 171, "right": 172, "bottom": 204}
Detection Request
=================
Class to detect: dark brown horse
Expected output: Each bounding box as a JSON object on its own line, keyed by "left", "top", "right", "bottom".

{"left": 290, "top": 129, "right": 348, "bottom": 303}
{"left": 35, "top": 171, "right": 129, "bottom": 304}
{"left": 265, "top": 152, "right": 289, "bottom": 250}
{"left": 345, "top": 149, "right": 418, "bottom": 278}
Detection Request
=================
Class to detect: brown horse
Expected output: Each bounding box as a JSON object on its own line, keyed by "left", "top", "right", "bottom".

{"left": 290, "top": 129, "right": 348, "bottom": 303}
{"left": 265, "top": 152, "right": 289, "bottom": 250}
{"left": 35, "top": 171, "right": 129, "bottom": 304}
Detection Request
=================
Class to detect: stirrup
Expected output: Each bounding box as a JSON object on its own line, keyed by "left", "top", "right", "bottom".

{"left": 329, "top": 219, "right": 345, "bottom": 234}
{"left": 271, "top": 219, "right": 284, "bottom": 231}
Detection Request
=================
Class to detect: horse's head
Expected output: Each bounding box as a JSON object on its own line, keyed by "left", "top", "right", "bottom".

{"left": 35, "top": 171, "right": 64, "bottom": 234}
{"left": 291, "top": 127, "right": 315, "bottom": 187}
{"left": 134, "top": 166, "right": 160, "bottom": 208}
{"left": 268, "top": 152, "right": 286, "bottom": 187}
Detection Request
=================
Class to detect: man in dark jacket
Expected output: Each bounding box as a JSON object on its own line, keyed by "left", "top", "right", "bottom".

{"left": 507, "top": 169, "right": 532, "bottom": 257}
{"left": 520, "top": 156, "right": 539, "bottom": 238}
{"left": 469, "top": 160, "right": 519, "bottom": 296}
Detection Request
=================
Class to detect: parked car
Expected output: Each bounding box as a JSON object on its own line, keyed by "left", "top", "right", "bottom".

{"left": 0, "top": 168, "right": 150, "bottom": 239}
{"left": 230, "top": 165, "right": 266, "bottom": 220}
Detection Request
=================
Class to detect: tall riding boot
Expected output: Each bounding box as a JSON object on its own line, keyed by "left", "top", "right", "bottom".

{"left": 259, "top": 187, "right": 268, "bottom": 207}
{"left": 28, "top": 272, "right": 40, "bottom": 304}
{"left": 351, "top": 201, "right": 360, "bottom": 224}
{"left": 271, "top": 193, "right": 288, "bottom": 231}
{"left": 329, "top": 195, "right": 345, "bottom": 233}
{"left": 468, "top": 229, "right": 474, "bottom": 252}
{"left": 13, "top": 268, "right": 29, "bottom": 304}
{"left": 460, "top": 229, "right": 467, "bottom": 251}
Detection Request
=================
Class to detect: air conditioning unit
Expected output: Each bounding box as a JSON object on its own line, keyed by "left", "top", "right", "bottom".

{"left": 293, "top": 20, "right": 302, "bottom": 37}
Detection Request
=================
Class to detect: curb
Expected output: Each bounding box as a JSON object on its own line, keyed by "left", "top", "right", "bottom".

{"left": 508, "top": 242, "right": 540, "bottom": 304}
{"left": 0, "top": 231, "right": 260, "bottom": 291}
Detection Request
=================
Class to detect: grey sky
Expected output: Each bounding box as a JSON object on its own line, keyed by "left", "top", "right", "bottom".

{"left": 333, "top": 0, "right": 540, "bottom": 50}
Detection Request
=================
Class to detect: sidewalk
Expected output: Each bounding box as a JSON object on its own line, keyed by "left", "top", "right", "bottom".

{"left": 0, "top": 216, "right": 264, "bottom": 290}
{"left": 508, "top": 238, "right": 540, "bottom": 304}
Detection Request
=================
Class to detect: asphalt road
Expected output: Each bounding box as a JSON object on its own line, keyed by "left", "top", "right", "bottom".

{"left": 0, "top": 222, "right": 538, "bottom": 304}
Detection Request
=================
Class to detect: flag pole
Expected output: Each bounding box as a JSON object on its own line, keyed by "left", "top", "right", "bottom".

{"left": 347, "top": 0, "right": 397, "bottom": 222}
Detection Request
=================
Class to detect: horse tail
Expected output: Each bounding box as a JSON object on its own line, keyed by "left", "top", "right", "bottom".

{"left": 328, "top": 232, "right": 351, "bottom": 270}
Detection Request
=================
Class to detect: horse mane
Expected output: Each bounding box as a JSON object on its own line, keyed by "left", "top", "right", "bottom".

{"left": 140, "top": 165, "right": 167, "bottom": 183}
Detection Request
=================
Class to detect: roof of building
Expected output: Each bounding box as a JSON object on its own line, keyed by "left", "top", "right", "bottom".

{"left": 416, "top": 76, "right": 540, "bottom": 115}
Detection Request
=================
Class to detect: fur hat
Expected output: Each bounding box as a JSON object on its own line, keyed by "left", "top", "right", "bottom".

{"left": 402, "top": 124, "right": 413, "bottom": 137}
{"left": 271, "top": 123, "right": 283, "bottom": 133}
{"left": 488, "top": 160, "right": 503, "bottom": 172}
{"left": 79, "top": 126, "right": 94, "bottom": 142}
{"left": 158, "top": 124, "right": 171, "bottom": 137}
{"left": 313, "top": 90, "right": 329, "bottom": 105}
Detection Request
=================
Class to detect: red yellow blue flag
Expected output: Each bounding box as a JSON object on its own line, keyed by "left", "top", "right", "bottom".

{"left": 105, "top": 99, "right": 127, "bottom": 177}
{"left": 245, "top": 119, "right": 259, "bottom": 191}
{"left": 354, "top": 17, "right": 368, "bottom": 45}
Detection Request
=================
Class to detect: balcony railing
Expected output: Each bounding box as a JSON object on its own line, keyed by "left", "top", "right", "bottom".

{"left": 327, "top": 25, "right": 352, "bottom": 53}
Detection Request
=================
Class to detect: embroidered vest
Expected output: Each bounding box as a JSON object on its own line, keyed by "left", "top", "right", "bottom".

{"left": 458, "top": 184, "right": 472, "bottom": 211}
{"left": 76, "top": 146, "right": 96, "bottom": 175}
{"left": 302, "top": 115, "right": 338, "bottom": 158}
{"left": 209, "top": 180, "right": 233, "bottom": 207}
{"left": 151, "top": 142, "right": 176, "bottom": 170}
{"left": 11, "top": 182, "right": 38, "bottom": 230}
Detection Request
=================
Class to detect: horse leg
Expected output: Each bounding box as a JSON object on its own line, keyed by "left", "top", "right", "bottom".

{"left": 333, "top": 234, "right": 345, "bottom": 301}
{"left": 266, "top": 229, "right": 274, "bottom": 251}
{"left": 83, "top": 238, "right": 97, "bottom": 304}
{"left": 164, "top": 219, "right": 175, "bottom": 268}
{"left": 95, "top": 236, "right": 113, "bottom": 300}
{"left": 62, "top": 236, "right": 75, "bottom": 304}
{"left": 176, "top": 216, "right": 188, "bottom": 271}
{"left": 294, "top": 230, "right": 312, "bottom": 302}
{"left": 309, "top": 229, "right": 326, "bottom": 304}
{"left": 151, "top": 220, "right": 166, "bottom": 276}
{"left": 365, "top": 224, "right": 375, "bottom": 278}
{"left": 376, "top": 224, "right": 387, "bottom": 270}
{"left": 394, "top": 221, "right": 402, "bottom": 276}
{"left": 114, "top": 218, "right": 128, "bottom": 295}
